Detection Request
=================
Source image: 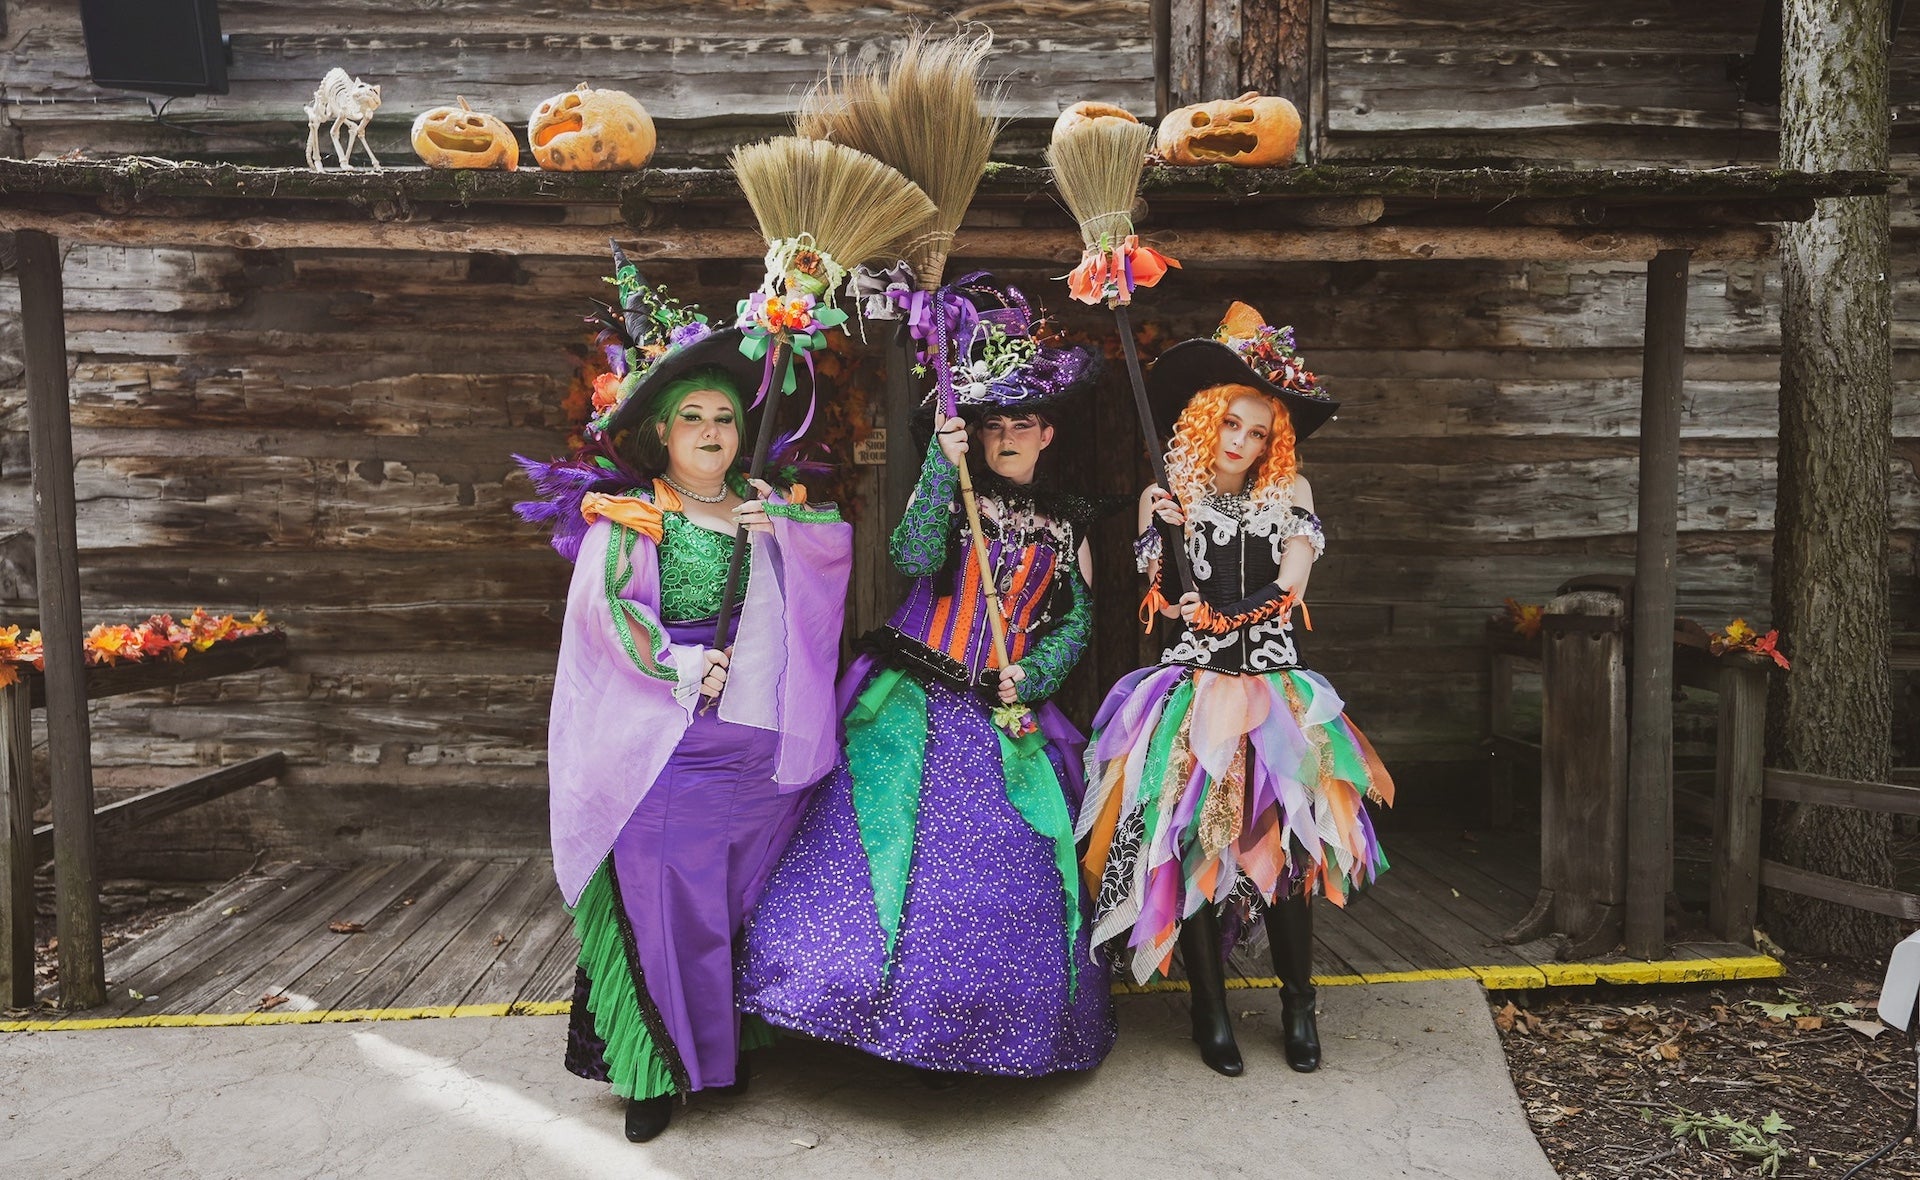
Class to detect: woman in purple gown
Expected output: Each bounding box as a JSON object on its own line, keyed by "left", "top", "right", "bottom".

{"left": 737, "top": 275, "right": 1116, "bottom": 1080}
{"left": 515, "top": 254, "right": 851, "bottom": 1141}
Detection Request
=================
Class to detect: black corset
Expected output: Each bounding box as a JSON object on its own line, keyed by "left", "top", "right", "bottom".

{"left": 1154, "top": 502, "right": 1306, "bottom": 675}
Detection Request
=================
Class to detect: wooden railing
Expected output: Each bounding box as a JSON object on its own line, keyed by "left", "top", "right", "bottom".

{"left": 0, "top": 631, "right": 290, "bottom": 1008}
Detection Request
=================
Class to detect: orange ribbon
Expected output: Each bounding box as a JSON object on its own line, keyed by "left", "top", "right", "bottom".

{"left": 1067, "top": 235, "right": 1181, "bottom": 308}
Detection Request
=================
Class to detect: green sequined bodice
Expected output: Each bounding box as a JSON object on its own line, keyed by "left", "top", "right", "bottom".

{"left": 657, "top": 511, "right": 743, "bottom": 622}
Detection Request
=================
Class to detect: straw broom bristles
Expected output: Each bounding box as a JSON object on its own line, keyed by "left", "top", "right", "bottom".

{"left": 796, "top": 28, "right": 1001, "bottom": 291}
{"left": 1047, "top": 116, "right": 1153, "bottom": 249}
{"left": 729, "top": 136, "right": 936, "bottom": 278}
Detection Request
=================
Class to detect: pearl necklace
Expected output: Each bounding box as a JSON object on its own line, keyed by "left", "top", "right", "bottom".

{"left": 662, "top": 474, "right": 727, "bottom": 504}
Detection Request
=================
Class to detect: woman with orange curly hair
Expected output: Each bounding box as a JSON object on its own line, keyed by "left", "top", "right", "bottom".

{"left": 1076, "top": 303, "right": 1394, "bottom": 1079}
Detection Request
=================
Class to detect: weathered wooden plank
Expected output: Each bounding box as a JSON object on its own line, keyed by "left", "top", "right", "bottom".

{"left": 463, "top": 874, "right": 568, "bottom": 1007}
{"left": 524, "top": 916, "right": 583, "bottom": 1004}
{"left": 388, "top": 857, "right": 556, "bottom": 1009}
{"left": 1310, "top": 898, "right": 1420, "bottom": 974}
{"left": 23, "top": 633, "right": 288, "bottom": 710}
{"left": 19, "top": 227, "right": 107, "bottom": 1009}
{"left": 226, "top": 859, "right": 442, "bottom": 1014}
{"left": 151, "top": 859, "right": 396, "bottom": 1015}
{"left": 1363, "top": 869, "right": 1544, "bottom": 968}
{"left": 273, "top": 858, "right": 476, "bottom": 1009}
{"left": 1625, "top": 248, "right": 1688, "bottom": 960}
{"left": 1709, "top": 663, "right": 1766, "bottom": 943}
{"left": 1760, "top": 858, "right": 1920, "bottom": 922}
{"left": 89, "top": 862, "right": 344, "bottom": 1016}
{"left": 2, "top": 27, "right": 1155, "bottom": 125}
{"left": 1540, "top": 590, "right": 1628, "bottom": 939}
{"left": 1328, "top": 0, "right": 1768, "bottom": 52}
{"left": 92, "top": 861, "right": 306, "bottom": 993}
{"left": 29, "top": 754, "right": 285, "bottom": 863}
{"left": 1763, "top": 768, "right": 1920, "bottom": 817}
{"left": 328, "top": 859, "right": 516, "bottom": 1009}
{"left": 0, "top": 209, "right": 1784, "bottom": 264}
{"left": 0, "top": 682, "right": 34, "bottom": 1006}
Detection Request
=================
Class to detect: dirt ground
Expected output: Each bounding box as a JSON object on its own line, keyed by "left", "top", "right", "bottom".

{"left": 1497, "top": 955, "right": 1915, "bottom": 1178}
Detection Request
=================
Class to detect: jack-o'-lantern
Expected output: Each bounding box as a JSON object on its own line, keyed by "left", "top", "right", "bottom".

{"left": 1052, "top": 101, "right": 1139, "bottom": 142}
{"left": 1155, "top": 92, "right": 1300, "bottom": 167}
{"left": 528, "top": 83, "right": 657, "bottom": 171}
{"left": 410, "top": 97, "right": 519, "bottom": 170}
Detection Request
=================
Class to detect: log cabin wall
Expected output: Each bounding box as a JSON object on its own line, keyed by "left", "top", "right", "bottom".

{"left": 0, "top": 0, "right": 1915, "bottom": 873}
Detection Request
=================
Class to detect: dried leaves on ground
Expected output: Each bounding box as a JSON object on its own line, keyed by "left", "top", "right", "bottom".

{"left": 1498, "top": 955, "right": 1915, "bottom": 1178}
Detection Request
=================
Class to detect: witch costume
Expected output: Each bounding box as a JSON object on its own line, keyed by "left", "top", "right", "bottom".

{"left": 1076, "top": 305, "right": 1395, "bottom": 1073}
{"left": 736, "top": 275, "right": 1116, "bottom": 1077}
{"left": 514, "top": 249, "right": 852, "bottom": 1111}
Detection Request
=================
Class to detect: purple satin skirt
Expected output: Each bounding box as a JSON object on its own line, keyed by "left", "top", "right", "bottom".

{"left": 593, "top": 618, "right": 805, "bottom": 1092}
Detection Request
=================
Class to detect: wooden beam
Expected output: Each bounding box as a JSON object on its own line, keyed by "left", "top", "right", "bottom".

{"left": 23, "top": 631, "right": 289, "bottom": 709}
{"left": 1241, "top": 0, "right": 1314, "bottom": 155}
{"left": 1759, "top": 858, "right": 1920, "bottom": 922}
{"left": 30, "top": 754, "right": 287, "bottom": 864}
{"left": 1711, "top": 663, "right": 1768, "bottom": 943}
{"left": 1625, "top": 247, "right": 1691, "bottom": 960}
{"left": 0, "top": 210, "right": 1781, "bottom": 262}
{"left": 1764, "top": 768, "right": 1920, "bottom": 817}
{"left": 0, "top": 682, "right": 32, "bottom": 1008}
{"left": 16, "top": 228, "right": 105, "bottom": 1009}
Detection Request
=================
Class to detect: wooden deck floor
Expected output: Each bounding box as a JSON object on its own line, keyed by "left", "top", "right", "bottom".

{"left": 7, "top": 829, "right": 1778, "bottom": 1029}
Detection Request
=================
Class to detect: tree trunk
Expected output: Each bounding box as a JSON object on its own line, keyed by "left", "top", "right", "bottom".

{"left": 1766, "top": 0, "right": 1898, "bottom": 958}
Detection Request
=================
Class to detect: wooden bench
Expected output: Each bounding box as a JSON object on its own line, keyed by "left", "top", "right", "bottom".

{"left": 1, "top": 630, "right": 290, "bottom": 1008}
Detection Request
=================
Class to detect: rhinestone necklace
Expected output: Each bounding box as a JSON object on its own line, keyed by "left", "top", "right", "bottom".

{"left": 661, "top": 474, "right": 728, "bottom": 504}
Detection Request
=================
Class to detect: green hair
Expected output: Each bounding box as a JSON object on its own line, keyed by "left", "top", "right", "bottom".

{"left": 621, "top": 366, "right": 747, "bottom": 476}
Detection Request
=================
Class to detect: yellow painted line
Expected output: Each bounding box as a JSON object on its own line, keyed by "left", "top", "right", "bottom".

{"left": 1, "top": 956, "right": 1783, "bottom": 1032}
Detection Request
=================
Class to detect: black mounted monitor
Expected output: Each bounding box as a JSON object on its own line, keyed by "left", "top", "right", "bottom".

{"left": 81, "top": 0, "right": 230, "bottom": 98}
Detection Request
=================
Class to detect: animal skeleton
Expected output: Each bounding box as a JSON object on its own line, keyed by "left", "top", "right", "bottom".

{"left": 304, "top": 68, "right": 382, "bottom": 171}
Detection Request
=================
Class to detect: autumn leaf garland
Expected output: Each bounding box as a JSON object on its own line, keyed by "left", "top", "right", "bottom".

{"left": 0, "top": 608, "right": 276, "bottom": 688}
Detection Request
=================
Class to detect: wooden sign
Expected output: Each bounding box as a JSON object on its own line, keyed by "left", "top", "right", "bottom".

{"left": 854, "top": 430, "right": 888, "bottom": 466}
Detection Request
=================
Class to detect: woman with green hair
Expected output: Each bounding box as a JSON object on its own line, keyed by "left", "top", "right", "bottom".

{"left": 516, "top": 261, "right": 852, "bottom": 1143}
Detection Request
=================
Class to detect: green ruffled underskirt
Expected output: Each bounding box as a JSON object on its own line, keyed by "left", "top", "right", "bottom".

{"left": 569, "top": 862, "right": 776, "bottom": 1100}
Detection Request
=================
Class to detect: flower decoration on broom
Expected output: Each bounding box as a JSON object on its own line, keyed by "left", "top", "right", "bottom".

{"left": 797, "top": 30, "right": 1048, "bottom": 739}
{"left": 710, "top": 135, "right": 935, "bottom": 650}
{"left": 1048, "top": 109, "right": 1197, "bottom": 597}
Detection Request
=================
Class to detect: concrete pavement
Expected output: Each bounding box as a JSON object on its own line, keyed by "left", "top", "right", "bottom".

{"left": 1, "top": 980, "right": 1556, "bottom": 1179}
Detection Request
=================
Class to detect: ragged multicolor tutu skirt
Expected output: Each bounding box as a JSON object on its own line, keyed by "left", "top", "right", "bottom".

{"left": 1076, "top": 662, "right": 1395, "bottom": 984}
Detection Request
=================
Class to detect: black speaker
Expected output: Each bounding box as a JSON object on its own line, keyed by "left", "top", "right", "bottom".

{"left": 81, "top": 0, "right": 229, "bottom": 98}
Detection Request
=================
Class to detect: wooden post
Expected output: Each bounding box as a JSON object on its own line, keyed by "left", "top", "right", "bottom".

{"left": 1541, "top": 593, "right": 1629, "bottom": 957}
{"left": 0, "top": 681, "right": 33, "bottom": 1007}
{"left": 1711, "top": 661, "right": 1768, "bottom": 944}
{"left": 1625, "top": 248, "right": 1690, "bottom": 960}
{"left": 17, "top": 229, "right": 105, "bottom": 1008}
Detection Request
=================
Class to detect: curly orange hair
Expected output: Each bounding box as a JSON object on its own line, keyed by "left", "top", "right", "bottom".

{"left": 1164, "top": 382, "right": 1300, "bottom": 510}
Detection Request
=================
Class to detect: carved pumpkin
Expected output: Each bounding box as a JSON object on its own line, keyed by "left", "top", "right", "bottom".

{"left": 1052, "top": 101, "right": 1139, "bottom": 142}
{"left": 528, "top": 83, "right": 657, "bottom": 171}
{"left": 410, "top": 97, "right": 519, "bottom": 170}
{"left": 1155, "top": 92, "right": 1301, "bottom": 167}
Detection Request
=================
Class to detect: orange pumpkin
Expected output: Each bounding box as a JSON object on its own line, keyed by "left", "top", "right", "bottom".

{"left": 1155, "top": 92, "right": 1301, "bottom": 167}
{"left": 1052, "top": 101, "right": 1139, "bottom": 142}
{"left": 410, "top": 97, "right": 519, "bottom": 170}
{"left": 528, "top": 83, "right": 657, "bottom": 171}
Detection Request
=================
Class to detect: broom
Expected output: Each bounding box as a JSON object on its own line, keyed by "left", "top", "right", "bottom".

{"left": 710, "top": 136, "right": 935, "bottom": 654}
{"left": 1047, "top": 115, "right": 1193, "bottom": 599}
{"left": 800, "top": 32, "right": 1035, "bottom": 729}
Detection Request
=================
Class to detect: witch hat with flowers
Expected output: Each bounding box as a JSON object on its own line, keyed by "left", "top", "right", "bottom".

{"left": 920, "top": 270, "right": 1098, "bottom": 423}
{"left": 513, "top": 241, "right": 783, "bottom": 561}
{"left": 1147, "top": 301, "right": 1340, "bottom": 440}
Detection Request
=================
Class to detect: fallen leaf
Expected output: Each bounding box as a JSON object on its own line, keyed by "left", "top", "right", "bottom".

{"left": 126, "top": 988, "right": 144, "bottom": 1001}
{"left": 1793, "top": 1014, "right": 1824, "bottom": 1031}
{"left": 400, "top": 897, "right": 416, "bottom": 907}
{"left": 1494, "top": 1001, "right": 1519, "bottom": 1033}
{"left": 327, "top": 921, "right": 365, "bottom": 935}
{"left": 221, "top": 905, "right": 247, "bottom": 918}
{"left": 257, "top": 992, "right": 288, "bottom": 1010}
{"left": 1844, "top": 1019, "right": 1888, "bottom": 1040}
{"left": 1557, "top": 1105, "right": 1584, "bottom": 1117}
{"left": 491, "top": 932, "right": 509, "bottom": 947}
{"left": 1655, "top": 1042, "right": 1682, "bottom": 1061}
